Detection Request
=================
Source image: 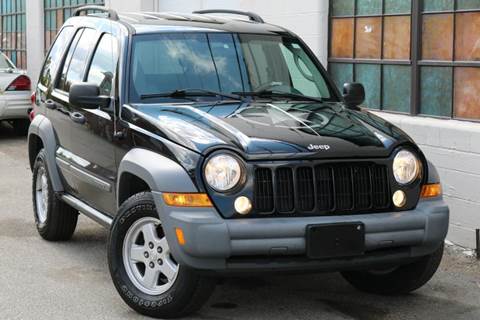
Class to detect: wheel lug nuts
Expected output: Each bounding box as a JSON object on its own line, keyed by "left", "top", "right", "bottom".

{"left": 144, "top": 252, "right": 149, "bottom": 258}
{"left": 157, "top": 259, "right": 163, "bottom": 265}
{"left": 157, "top": 247, "right": 162, "bottom": 253}
{"left": 148, "top": 242, "right": 154, "bottom": 249}
{"left": 149, "top": 262, "right": 155, "bottom": 268}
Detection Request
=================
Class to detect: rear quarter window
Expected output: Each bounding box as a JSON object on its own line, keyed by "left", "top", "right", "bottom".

{"left": 39, "top": 26, "right": 74, "bottom": 88}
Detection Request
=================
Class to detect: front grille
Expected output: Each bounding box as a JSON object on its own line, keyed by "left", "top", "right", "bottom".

{"left": 253, "top": 163, "right": 390, "bottom": 215}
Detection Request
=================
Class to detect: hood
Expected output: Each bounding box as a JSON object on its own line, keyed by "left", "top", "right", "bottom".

{"left": 128, "top": 101, "right": 413, "bottom": 159}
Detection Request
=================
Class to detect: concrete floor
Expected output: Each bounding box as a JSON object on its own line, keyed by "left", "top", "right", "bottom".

{"left": 0, "top": 121, "right": 479, "bottom": 320}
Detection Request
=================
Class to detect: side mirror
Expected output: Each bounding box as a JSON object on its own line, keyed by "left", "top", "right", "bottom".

{"left": 69, "top": 83, "right": 110, "bottom": 109}
{"left": 342, "top": 82, "right": 365, "bottom": 109}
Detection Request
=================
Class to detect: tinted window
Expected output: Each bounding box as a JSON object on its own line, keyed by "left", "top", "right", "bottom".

{"left": 87, "top": 33, "right": 119, "bottom": 96}
{"left": 129, "top": 33, "right": 333, "bottom": 102}
{"left": 131, "top": 33, "right": 224, "bottom": 99}
{"left": 58, "top": 28, "right": 97, "bottom": 92}
{"left": 39, "top": 26, "right": 74, "bottom": 87}
{"left": 239, "top": 35, "right": 331, "bottom": 98}
{"left": 57, "top": 30, "right": 83, "bottom": 91}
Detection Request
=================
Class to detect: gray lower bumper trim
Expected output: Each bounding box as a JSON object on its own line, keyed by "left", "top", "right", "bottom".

{"left": 152, "top": 193, "right": 449, "bottom": 271}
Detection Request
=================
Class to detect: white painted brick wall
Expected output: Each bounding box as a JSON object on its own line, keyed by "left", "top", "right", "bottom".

{"left": 375, "top": 112, "right": 480, "bottom": 248}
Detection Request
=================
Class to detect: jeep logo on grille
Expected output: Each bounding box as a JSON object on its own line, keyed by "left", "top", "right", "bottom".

{"left": 307, "top": 144, "right": 331, "bottom": 151}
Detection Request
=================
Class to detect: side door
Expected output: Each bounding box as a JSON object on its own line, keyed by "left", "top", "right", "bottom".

{"left": 37, "top": 26, "right": 76, "bottom": 189}
{"left": 51, "top": 28, "right": 99, "bottom": 201}
{"left": 64, "top": 33, "right": 120, "bottom": 215}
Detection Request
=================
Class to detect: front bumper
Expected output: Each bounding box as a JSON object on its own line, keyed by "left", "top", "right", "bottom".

{"left": 153, "top": 192, "right": 449, "bottom": 273}
{"left": 0, "top": 91, "right": 31, "bottom": 120}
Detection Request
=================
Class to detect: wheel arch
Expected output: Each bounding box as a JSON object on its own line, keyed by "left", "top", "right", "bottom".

{"left": 117, "top": 148, "right": 198, "bottom": 208}
{"left": 426, "top": 160, "right": 440, "bottom": 184}
{"left": 28, "top": 115, "right": 64, "bottom": 192}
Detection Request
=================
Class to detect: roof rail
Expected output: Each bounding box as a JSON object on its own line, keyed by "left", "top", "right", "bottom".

{"left": 73, "top": 5, "right": 119, "bottom": 21}
{"left": 192, "top": 9, "right": 264, "bottom": 23}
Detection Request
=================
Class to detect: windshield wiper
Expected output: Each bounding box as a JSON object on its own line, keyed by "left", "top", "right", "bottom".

{"left": 140, "top": 88, "right": 243, "bottom": 101}
{"left": 233, "top": 90, "right": 323, "bottom": 103}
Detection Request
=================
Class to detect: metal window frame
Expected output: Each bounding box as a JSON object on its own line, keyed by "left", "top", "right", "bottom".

{"left": 44, "top": 0, "right": 105, "bottom": 52}
{"left": 0, "top": 0, "right": 26, "bottom": 69}
{"left": 328, "top": 0, "right": 480, "bottom": 122}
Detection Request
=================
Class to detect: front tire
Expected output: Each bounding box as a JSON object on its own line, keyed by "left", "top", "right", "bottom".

{"left": 32, "top": 149, "right": 78, "bottom": 241}
{"left": 341, "top": 244, "right": 444, "bottom": 295}
{"left": 108, "top": 192, "right": 216, "bottom": 319}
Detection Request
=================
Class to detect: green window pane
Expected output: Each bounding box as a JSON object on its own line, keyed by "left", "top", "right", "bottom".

{"left": 423, "top": 0, "right": 454, "bottom": 11}
{"left": 384, "top": 0, "right": 411, "bottom": 14}
{"left": 355, "top": 64, "right": 380, "bottom": 109}
{"left": 331, "top": 0, "right": 354, "bottom": 16}
{"left": 356, "top": 0, "right": 382, "bottom": 15}
{"left": 420, "top": 67, "right": 452, "bottom": 117}
{"left": 382, "top": 65, "right": 411, "bottom": 113}
{"left": 45, "top": 10, "right": 50, "bottom": 30}
{"left": 328, "top": 63, "right": 353, "bottom": 92}
{"left": 457, "top": 0, "right": 480, "bottom": 9}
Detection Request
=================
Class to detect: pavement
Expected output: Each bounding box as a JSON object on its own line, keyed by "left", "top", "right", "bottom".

{"left": 0, "top": 121, "right": 479, "bottom": 320}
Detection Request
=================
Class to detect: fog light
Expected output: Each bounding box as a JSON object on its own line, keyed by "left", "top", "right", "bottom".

{"left": 234, "top": 196, "right": 252, "bottom": 215}
{"left": 392, "top": 190, "right": 407, "bottom": 208}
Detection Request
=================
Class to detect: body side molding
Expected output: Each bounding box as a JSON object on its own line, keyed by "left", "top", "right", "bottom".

{"left": 61, "top": 194, "right": 112, "bottom": 227}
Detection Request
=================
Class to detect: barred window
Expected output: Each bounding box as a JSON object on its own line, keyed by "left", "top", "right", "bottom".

{"left": 329, "top": 0, "right": 480, "bottom": 121}
{"left": 0, "top": 0, "right": 26, "bottom": 69}
{"left": 44, "top": 0, "right": 104, "bottom": 52}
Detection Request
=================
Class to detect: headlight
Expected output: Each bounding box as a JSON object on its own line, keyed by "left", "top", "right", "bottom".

{"left": 393, "top": 150, "right": 421, "bottom": 185}
{"left": 204, "top": 154, "right": 244, "bottom": 192}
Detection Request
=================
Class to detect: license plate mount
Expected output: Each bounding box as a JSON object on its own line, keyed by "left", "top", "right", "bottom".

{"left": 306, "top": 222, "right": 365, "bottom": 259}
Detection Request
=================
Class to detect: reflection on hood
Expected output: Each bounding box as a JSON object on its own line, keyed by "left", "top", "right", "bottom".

{"left": 129, "top": 101, "right": 410, "bottom": 158}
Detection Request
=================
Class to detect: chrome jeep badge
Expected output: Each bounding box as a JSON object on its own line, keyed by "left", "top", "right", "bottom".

{"left": 307, "top": 144, "right": 331, "bottom": 151}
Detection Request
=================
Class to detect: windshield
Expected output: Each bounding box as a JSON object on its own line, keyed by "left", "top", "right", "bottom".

{"left": 129, "top": 33, "right": 336, "bottom": 102}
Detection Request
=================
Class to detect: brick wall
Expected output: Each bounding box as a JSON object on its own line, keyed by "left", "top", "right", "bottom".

{"left": 375, "top": 112, "right": 480, "bottom": 248}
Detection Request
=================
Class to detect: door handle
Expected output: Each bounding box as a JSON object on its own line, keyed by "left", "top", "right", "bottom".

{"left": 70, "top": 112, "right": 86, "bottom": 124}
{"left": 45, "top": 99, "right": 56, "bottom": 110}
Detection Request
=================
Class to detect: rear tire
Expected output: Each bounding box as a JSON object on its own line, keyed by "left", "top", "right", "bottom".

{"left": 108, "top": 192, "right": 216, "bottom": 319}
{"left": 341, "top": 244, "right": 444, "bottom": 295}
{"left": 32, "top": 149, "right": 78, "bottom": 241}
{"left": 12, "top": 119, "right": 29, "bottom": 136}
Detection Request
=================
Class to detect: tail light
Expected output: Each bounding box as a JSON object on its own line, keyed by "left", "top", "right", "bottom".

{"left": 6, "top": 75, "right": 31, "bottom": 91}
{"left": 29, "top": 92, "right": 36, "bottom": 122}
{"left": 29, "top": 109, "right": 35, "bottom": 122}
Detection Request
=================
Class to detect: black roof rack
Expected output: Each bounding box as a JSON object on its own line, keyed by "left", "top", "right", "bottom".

{"left": 73, "top": 5, "right": 119, "bottom": 21}
{"left": 193, "top": 9, "right": 264, "bottom": 23}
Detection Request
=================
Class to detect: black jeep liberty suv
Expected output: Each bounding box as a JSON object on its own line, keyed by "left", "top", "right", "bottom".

{"left": 28, "top": 6, "right": 449, "bottom": 319}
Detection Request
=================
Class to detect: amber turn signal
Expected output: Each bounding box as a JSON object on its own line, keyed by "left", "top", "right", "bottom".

{"left": 420, "top": 183, "right": 442, "bottom": 198}
{"left": 175, "top": 228, "right": 186, "bottom": 246}
{"left": 163, "top": 193, "right": 213, "bottom": 207}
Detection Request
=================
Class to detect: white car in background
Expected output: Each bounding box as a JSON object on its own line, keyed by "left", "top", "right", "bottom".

{"left": 0, "top": 51, "right": 31, "bottom": 135}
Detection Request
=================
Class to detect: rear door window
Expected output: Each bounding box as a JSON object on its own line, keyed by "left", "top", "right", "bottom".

{"left": 39, "top": 26, "right": 74, "bottom": 88}
{"left": 57, "top": 28, "right": 97, "bottom": 92}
